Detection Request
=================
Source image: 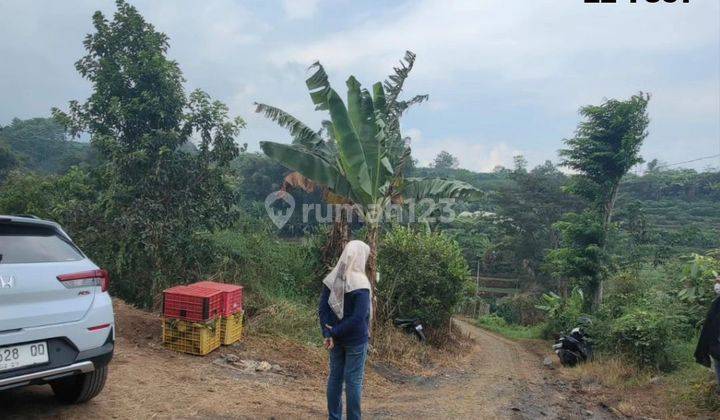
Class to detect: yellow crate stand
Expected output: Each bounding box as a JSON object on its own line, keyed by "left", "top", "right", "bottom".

{"left": 220, "top": 311, "right": 244, "bottom": 345}
{"left": 162, "top": 317, "right": 221, "bottom": 355}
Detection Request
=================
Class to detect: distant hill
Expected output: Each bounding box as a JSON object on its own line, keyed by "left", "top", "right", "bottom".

{"left": 417, "top": 164, "right": 720, "bottom": 252}
{"left": 615, "top": 169, "right": 720, "bottom": 252}
{"left": 0, "top": 117, "right": 202, "bottom": 178}
{"left": 0, "top": 117, "right": 91, "bottom": 175}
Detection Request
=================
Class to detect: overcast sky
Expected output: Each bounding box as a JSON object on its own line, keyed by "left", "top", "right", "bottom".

{"left": 1, "top": 0, "right": 718, "bottom": 171}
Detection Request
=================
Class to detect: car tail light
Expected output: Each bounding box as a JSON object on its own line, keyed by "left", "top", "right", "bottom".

{"left": 57, "top": 269, "right": 110, "bottom": 292}
{"left": 87, "top": 323, "right": 111, "bottom": 331}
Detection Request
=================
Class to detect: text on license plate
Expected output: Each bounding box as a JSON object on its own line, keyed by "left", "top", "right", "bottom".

{"left": 0, "top": 342, "right": 49, "bottom": 372}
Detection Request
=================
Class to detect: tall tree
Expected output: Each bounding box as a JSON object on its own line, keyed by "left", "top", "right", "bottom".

{"left": 52, "top": 0, "right": 243, "bottom": 307}
{"left": 432, "top": 151, "right": 459, "bottom": 170}
{"left": 255, "top": 52, "right": 430, "bottom": 268}
{"left": 256, "top": 53, "right": 477, "bottom": 320}
{"left": 557, "top": 93, "right": 650, "bottom": 308}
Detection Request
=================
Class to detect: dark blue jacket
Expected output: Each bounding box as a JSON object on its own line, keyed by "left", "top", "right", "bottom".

{"left": 319, "top": 286, "right": 370, "bottom": 346}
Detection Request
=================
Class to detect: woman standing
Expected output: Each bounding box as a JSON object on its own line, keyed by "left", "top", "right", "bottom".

{"left": 319, "top": 240, "right": 372, "bottom": 420}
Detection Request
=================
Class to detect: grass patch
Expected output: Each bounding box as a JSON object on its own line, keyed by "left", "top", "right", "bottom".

{"left": 666, "top": 362, "right": 720, "bottom": 416}
{"left": 371, "top": 323, "right": 432, "bottom": 371}
{"left": 475, "top": 314, "right": 544, "bottom": 340}
{"left": 564, "top": 341, "right": 720, "bottom": 418}
{"left": 568, "top": 356, "right": 653, "bottom": 390}
{"left": 371, "top": 321, "right": 474, "bottom": 377}
{"left": 207, "top": 228, "right": 324, "bottom": 347}
{"left": 209, "top": 229, "right": 321, "bottom": 303}
{"left": 663, "top": 339, "right": 720, "bottom": 415}
{"left": 246, "top": 298, "right": 320, "bottom": 346}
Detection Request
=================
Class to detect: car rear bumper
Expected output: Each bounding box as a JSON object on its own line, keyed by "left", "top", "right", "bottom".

{"left": 0, "top": 330, "right": 113, "bottom": 391}
{"left": 0, "top": 361, "right": 94, "bottom": 390}
{"left": 0, "top": 292, "right": 115, "bottom": 352}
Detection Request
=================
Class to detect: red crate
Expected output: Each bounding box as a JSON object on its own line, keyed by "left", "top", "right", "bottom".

{"left": 163, "top": 285, "right": 223, "bottom": 322}
{"left": 191, "top": 281, "right": 244, "bottom": 316}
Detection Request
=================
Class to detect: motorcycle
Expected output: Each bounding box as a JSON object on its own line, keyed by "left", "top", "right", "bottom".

{"left": 552, "top": 326, "right": 593, "bottom": 367}
{"left": 393, "top": 318, "right": 427, "bottom": 342}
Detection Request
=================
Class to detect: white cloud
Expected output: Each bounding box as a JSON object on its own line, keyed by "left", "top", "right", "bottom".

{"left": 140, "top": 1, "right": 270, "bottom": 60}
{"left": 413, "top": 137, "right": 521, "bottom": 172}
{"left": 0, "top": 0, "right": 717, "bottom": 170}
{"left": 264, "top": 0, "right": 719, "bottom": 172}
{"left": 271, "top": 0, "right": 717, "bottom": 79}
{"left": 282, "top": 0, "right": 321, "bottom": 20}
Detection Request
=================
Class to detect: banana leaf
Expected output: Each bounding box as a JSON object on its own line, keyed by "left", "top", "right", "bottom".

{"left": 253, "top": 103, "right": 329, "bottom": 155}
{"left": 260, "top": 141, "right": 353, "bottom": 198}
{"left": 326, "top": 88, "right": 372, "bottom": 203}
{"left": 306, "top": 62, "right": 331, "bottom": 111}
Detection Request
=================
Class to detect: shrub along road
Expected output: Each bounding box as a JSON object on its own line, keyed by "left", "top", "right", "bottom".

{"left": 0, "top": 303, "right": 614, "bottom": 419}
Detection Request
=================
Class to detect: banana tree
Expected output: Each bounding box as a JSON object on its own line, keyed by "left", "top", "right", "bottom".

{"left": 257, "top": 52, "right": 478, "bottom": 313}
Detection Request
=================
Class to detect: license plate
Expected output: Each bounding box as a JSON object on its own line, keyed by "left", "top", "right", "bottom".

{"left": 0, "top": 342, "right": 49, "bottom": 372}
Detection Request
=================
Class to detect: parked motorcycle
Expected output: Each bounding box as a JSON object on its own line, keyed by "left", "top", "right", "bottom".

{"left": 393, "top": 318, "right": 427, "bottom": 342}
{"left": 552, "top": 326, "right": 593, "bottom": 367}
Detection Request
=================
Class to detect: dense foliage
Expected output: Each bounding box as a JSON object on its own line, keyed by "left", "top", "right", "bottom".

{"left": 483, "top": 252, "right": 719, "bottom": 374}
{"left": 0, "top": 1, "right": 243, "bottom": 308}
{"left": 591, "top": 254, "right": 719, "bottom": 370}
{"left": 493, "top": 157, "right": 582, "bottom": 283}
{"left": 378, "top": 227, "right": 471, "bottom": 328}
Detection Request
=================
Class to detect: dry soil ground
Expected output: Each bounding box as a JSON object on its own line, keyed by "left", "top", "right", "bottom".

{"left": 1, "top": 301, "right": 624, "bottom": 419}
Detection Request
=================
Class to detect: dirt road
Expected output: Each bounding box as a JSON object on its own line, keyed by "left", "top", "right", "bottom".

{"left": 360, "top": 318, "right": 613, "bottom": 419}
{"left": 1, "top": 303, "right": 613, "bottom": 419}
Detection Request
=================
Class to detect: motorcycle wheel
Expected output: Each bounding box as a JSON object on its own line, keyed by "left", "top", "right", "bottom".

{"left": 557, "top": 349, "right": 579, "bottom": 367}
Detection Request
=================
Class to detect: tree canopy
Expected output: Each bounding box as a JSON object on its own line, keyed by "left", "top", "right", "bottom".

{"left": 432, "top": 151, "right": 460, "bottom": 170}
{"left": 50, "top": 0, "right": 244, "bottom": 307}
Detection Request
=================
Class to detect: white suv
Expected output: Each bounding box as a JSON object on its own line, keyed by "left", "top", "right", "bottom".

{"left": 0, "top": 215, "right": 114, "bottom": 403}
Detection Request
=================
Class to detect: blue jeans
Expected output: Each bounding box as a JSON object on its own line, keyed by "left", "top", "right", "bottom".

{"left": 327, "top": 342, "right": 368, "bottom": 420}
{"left": 713, "top": 356, "right": 720, "bottom": 385}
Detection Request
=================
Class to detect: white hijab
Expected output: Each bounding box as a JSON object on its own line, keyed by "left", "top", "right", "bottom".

{"left": 322, "top": 240, "right": 371, "bottom": 320}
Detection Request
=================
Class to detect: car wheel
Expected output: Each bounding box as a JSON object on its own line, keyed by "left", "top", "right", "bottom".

{"left": 50, "top": 365, "right": 108, "bottom": 404}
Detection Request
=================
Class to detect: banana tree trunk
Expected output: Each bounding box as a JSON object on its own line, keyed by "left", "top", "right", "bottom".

{"left": 365, "top": 223, "right": 379, "bottom": 337}
{"left": 321, "top": 209, "right": 350, "bottom": 268}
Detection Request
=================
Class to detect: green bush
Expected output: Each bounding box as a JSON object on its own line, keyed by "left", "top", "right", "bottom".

{"left": 0, "top": 169, "right": 226, "bottom": 309}
{"left": 210, "top": 223, "right": 323, "bottom": 306}
{"left": 495, "top": 293, "right": 545, "bottom": 326}
{"left": 378, "top": 227, "right": 471, "bottom": 328}
{"left": 536, "top": 287, "right": 587, "bottom": 338}
{"left": 674, "top": 253, "right": 720, "bottom": 327}
{"left": 608, "top": 308, "right": 678, "bottom": 371}
{"left": 0, "top": 171, "right": 57, "bottom": 218}
{"left": 591, "top": 258, "right": 716, "bottom": 371}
